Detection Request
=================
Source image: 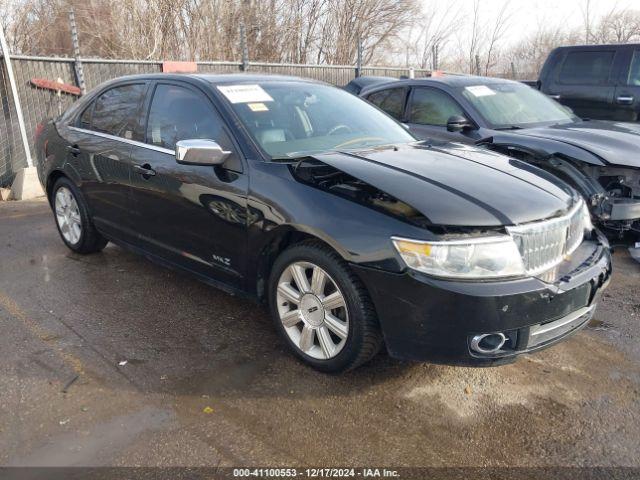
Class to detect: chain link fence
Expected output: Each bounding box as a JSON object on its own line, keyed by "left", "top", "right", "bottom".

{"left": 0, "top": 54, "right": 429, "bottom": 187}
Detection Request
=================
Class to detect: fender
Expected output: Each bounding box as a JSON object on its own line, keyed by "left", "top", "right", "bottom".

{"left": 478, "top": 133, "right": 606, "bottom": 167}
{"left": 477, "top": 135, "right": 640, "bottom": 224}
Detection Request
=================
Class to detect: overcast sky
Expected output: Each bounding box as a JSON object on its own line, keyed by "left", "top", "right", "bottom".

{"left": 425, "top": 0, "right": 636, "bottom": 46}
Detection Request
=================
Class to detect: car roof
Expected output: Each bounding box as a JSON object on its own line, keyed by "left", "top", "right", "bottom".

{"left": 99, "top": 72, "right": 323, "bottom": 86}
{"left": 349, "top": 76, "right": 398, "bottom": 86}
{"left": 415, "top": 74, "right": 516, "bottom": 87}
{"left": 360, "top": 74, "right": 517, "bottom": 95}
{"left": 552, "top": 43, "right": 640, "bottom": 50}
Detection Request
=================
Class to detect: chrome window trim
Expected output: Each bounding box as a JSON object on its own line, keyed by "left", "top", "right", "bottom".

{"left": 69, "top": 126, "right": 175, "bottom": 155}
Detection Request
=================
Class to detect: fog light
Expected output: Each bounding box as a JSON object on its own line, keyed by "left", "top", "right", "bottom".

{"left": 470, "top": 332, "right": 507, "bottom": 354}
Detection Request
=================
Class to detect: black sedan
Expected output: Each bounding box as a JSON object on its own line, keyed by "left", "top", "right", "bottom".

{"left": 35, "top": 74, "right": 610, "bottom": 372}
{"left": 357, "top": 75, "right": 640, "bottom": 237}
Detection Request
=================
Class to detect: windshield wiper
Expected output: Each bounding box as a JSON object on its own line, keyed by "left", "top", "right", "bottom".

{"left": 495, "top": 125, "right": 523, "bottom": 131}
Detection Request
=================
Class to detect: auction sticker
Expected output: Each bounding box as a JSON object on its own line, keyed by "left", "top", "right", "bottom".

{"left": 465, "top": 85, "right": 496, "bottom": 97}
{"left": 217, "top": 84, "right": 274, "bottom": 103}
{"left": 248, "top": 102, "right": 269, "bottom": 112}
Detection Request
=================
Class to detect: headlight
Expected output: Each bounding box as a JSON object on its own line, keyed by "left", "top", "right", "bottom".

{"left": 581, "top": 201, "right": 594, "bottom": 233}
{"left": 392, "top": 236, "right": 526, "bottom": 280}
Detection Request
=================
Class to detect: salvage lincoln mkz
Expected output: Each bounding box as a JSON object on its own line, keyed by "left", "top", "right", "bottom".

{"left": 36, "top": 74, "right": 611, "bottom": 372}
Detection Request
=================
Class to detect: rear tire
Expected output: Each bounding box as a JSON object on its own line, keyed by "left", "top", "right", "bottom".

{"left": 51, "top": 177, "right": 108, "bottom": 254}
{"left": 268, "top": 241, "right": 383, "bottom": 373}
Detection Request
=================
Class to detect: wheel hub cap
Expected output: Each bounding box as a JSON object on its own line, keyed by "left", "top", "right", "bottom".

{"left": 54, "top": 186, "right": 82, "bottom": 245}
{"left": 276, "top": 261, "right": 349, "bottom": 360}
{"left": 300, "top": 294, "right": 324, "bottom": 327}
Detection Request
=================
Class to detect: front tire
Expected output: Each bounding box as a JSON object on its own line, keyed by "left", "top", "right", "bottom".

{"left": 268, "top": 241, "right": 383, "bottom": 372}
{"left": 52, "top": 177, "right": 108, "bottom": 254}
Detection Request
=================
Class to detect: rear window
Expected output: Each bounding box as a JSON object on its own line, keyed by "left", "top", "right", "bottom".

{"left": 91, "top": 83, "right": 146, "bottom": 140}
{"left": 78, "top": 103, "right": 93, "bottom": 129}
{"left": 366, "top": 88, "right": 406, "bottom": 120}
{"left": 559, "top": 51, "right": 614, "bottom": 85}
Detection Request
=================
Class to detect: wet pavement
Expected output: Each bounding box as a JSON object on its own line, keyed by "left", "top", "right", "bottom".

{"left": 1, "top": 198, "right": 639, "bottom": 467}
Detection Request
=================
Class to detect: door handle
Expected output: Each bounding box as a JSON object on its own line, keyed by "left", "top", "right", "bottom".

{"left": 616, "top": 95, "right": 634, "bottom": 105}
{"left": 67, "top": 144, "right": 81, "bottom": 156}
{"left": 549, "top": 94, "right": 561, "bottom": 100}
{"left": 134, "top": 164, "right": 156, "bottom": 177}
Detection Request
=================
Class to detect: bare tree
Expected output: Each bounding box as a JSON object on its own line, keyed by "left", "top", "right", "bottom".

{"left": 408, "top": 0, "right": 462, "bottom": 69}
{"left": 591, "top": 7, "right": 640, "bottom": 44}
{"left": 467, "top": 0, "right": 481, "bottom": 74}
{"left": 483, "top": 0, "right": 511, "bottom": 75}
{"left": 581, "top": 0, "right": 593, "bottom": 43}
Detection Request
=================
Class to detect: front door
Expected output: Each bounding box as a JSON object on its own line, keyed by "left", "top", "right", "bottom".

{"left": 128, "top": 82, "right": 249, "bottom": 289}
{"left": 406, "top": 87, "right": 478, "bottom": 144}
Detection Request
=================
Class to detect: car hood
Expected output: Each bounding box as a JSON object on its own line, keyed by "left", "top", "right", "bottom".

{"left": 313, "top": 143, "right": 576, "bottom": 227}
{"left": 514, "top": 121, "right": 640, "bottom": 168}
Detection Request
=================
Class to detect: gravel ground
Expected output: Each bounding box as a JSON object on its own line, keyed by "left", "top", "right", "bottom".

{"left": 0, "top": 198, "right": 639, "bottom": 469}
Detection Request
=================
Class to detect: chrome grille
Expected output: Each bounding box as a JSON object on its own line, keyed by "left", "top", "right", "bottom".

{"left": 507, "top": 201, "right": 585, "bottom": 276}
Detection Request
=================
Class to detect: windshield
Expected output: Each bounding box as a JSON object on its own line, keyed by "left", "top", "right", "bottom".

{"left": 459, "top": 82, "right": 577, "bottom": 129}
{"left": 214, "top": 81, "right": 415, "bottom": 158}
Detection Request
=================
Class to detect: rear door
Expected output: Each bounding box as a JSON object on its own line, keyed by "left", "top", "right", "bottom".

{"left": 128, "top": 81, "right": 249, "bottom": 289}
{"left": 404, "top": 86, "right": 476, "bottom": 143}
{"left": 547, "top": 49, "right": 617, "bottom": 119}
{"left": 614, "top": 45, "right": 640, "bottom": 122}
{"left": 67, "top": 82, "right": 147, "bottom": 242}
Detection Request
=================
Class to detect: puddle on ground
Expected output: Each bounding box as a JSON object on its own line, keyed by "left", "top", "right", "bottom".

{"left": 587, "top": 319, "right": 615, "bottom": 331}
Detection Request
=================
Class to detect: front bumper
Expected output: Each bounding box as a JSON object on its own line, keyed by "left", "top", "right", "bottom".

{"left": 353, "top": 236, "right": 611, "bottom": 366}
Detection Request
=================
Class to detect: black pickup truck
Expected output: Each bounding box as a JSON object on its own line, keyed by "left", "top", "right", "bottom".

{"left": 536, "top": 43, "right": 640, "bottom": 122}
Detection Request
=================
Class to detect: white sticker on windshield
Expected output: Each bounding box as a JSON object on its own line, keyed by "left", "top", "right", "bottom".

{"left": 465, "top": 85, "right": 496, "bottom": 97}
{"left": 217, "top": 84, "right": 274, "bottom": 103}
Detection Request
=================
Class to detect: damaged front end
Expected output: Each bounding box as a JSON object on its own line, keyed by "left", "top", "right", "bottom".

{"left": 285, "top": 150, "right": 611, "bottom": 365}
{"left": 591, "top": 165, "right": 640, "bottom": 234}
{"left": 290, "top": 154, "right": 606, "bottom": 285}
{"left": 483, "top": 141, "right": 640, "bottom": 237}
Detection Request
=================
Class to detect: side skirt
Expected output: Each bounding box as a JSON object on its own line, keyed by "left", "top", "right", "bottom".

{"left": 99, "top": 230, "right": 257, "bottom": 303}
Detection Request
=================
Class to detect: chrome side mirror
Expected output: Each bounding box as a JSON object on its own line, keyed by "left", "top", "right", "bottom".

{"left": 175, "top": 139, "right": 231, "bottom": 166}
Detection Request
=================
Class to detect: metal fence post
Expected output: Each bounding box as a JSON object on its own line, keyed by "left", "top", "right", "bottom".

{"left": 68, "top": 8, "right": 86, "bottom": 94}
{"left": 355, "top": 37, "right": 362, "bottom": 78}
{"left": 432, "top": 44, "right": 439, "bottom": 70}
{"left": 0, "top": 26, "right": 33, "bottom": 169}
{"left": 239, "top": 23, "right": 249, "bottom": 72}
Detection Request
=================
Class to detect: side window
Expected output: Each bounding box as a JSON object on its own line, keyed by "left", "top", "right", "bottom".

{"left": 91, "top": 84, "right": 146, "bottom": 140}
{"left": 78, "top": 102, "right": 93, "bottom": 129}
{"left": 146, "top": 84, "right": 234, "bottom": 152}
{"left": 628, "top": 50, "right": 640, "bottom": 86}
{"left": 559, "top": 51, "right": 615, "bottom": 85}
{"left": 409, "top": 88, "right": 465, "bottom": 126}
{"left": 366, "top": 88, "right": 406, "bottom": 120}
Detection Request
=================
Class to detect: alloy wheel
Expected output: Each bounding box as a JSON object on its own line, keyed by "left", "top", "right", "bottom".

{"left": 276, "top": 261, "right": 349, "bottom": 360}
{"left": 54, "top": 186, "right": 82, "bottom": 245}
